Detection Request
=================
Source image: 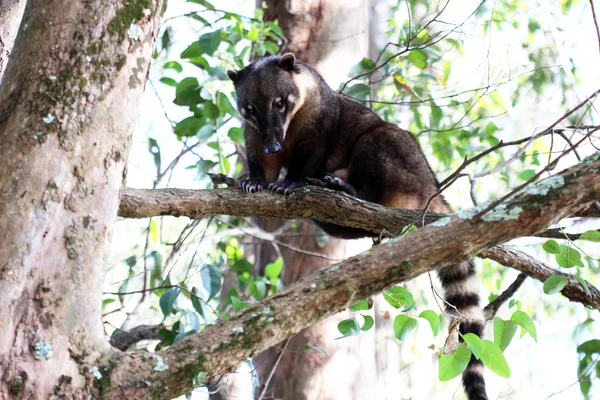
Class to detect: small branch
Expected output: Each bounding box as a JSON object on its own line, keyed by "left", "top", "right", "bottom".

{"left": 480, "top": 246, "right": 600, "bottom": 310}
{"left": 535, "top": 228, "right": 600, "bottom": 241}
{"left": 590, "top": 0, "right": 600, "bottom": 57}
{"left": 483, "top": 273, "right": 527, "bottom": 320}
{"left": 256, "top": 338, "right": 291, "bottom": 400}
{"left": 108, "top": 324, "right": 163, "bottom": 351}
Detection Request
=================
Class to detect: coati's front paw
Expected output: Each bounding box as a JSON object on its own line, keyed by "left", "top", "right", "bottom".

{"left": 240, "top": 179, "right": 267, "bottom": 193}
{"left": 267, "top": 180, "right": 306, "bottom": 195}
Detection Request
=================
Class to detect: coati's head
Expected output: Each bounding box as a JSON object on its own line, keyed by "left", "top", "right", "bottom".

{"left": 227, "top": 53, "right": 308, "bottom": 154}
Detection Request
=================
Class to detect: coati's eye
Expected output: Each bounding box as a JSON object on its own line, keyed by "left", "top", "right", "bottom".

{"left": 274, "top": 98, "right": 284, "bottom": 110}
{"left": 247, "top": 105, "right": 256, "bottom": 116}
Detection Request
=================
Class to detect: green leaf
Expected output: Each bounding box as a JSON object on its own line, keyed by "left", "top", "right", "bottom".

{"left": 230, "top": 296, "right": 250, "bottom": 312}
{"left": 163, "top": 61, "right": 183, "bottom": 73}
{"left": 249, "top": 279, "right": 266, "bottom": 300}
{"left": 511, "top": 310, "right": 537, "bottom": 342}
{"left": 102, "top": 298, "right": 115, "bottom": 307}
{"left": 203, "top": 102, "right": 220, "bottom": 119}
{"left": 217, "top": 93, "right": 237, "bottom": 117}
{"left": 174, "top": 117, "right": 207, "bottom": 137}
{"left": 197, "top": 124, "right": 216, "bottom": 141}
{"left": 542, "top": 239, "right": 560, "bottom": 254}
{"left": 485, "top": 121, "right": 499, "bottom": 135}
{"left": 393, "top": 315, "right": 417, "bottom": 341}
{"left": 439, "top": 344, "right": 471, "bottom": 381}
{"left": 159, "top": 288, "right": 180, "bottom": 317}
{"left": 348, "top": 57, "right": 376, "bottom": 76}
{"left": 518, "top": 169, "right": 537, "bottom": 181}
{"left": 543, "top": 275, "right": 568, "bottom": 295}
{"left": 349, "top": 299, "right": 370, "bottom": 312}
{"left": 407, "top": 49, "right": 428, "bottom": 69}
{"left": 337, "top": 318, "right": 360, "bottom": 339}
{"left": 232, "top": 259, "right": 253, "bottom": 274}
{"left": 493, "top": 317, "right": 518, "bottom": 351}
{"left": 198, "top": 29, "right": 223, "bottom": 56}
{"left": 360, "top": 315, "right": 374, "bottom": 331}
{"left": 418, "top": 310, "right": 440, "bottom": 336}
{"left": 580, "top": 230, "right": 600, "bottom": 242}
{"left": 480, "top": 340, "right": 511, "bottom": 378}
{"left": 264, "top": 258, "right": 283, "bottom": 281}
{"left": 555, "top": 246, "right": 583, "bottom": 268}
{"left": 578, "top": 339, "right": 600, "bottom": 354}
{"left": 383, "top": 286, "right": 415, "bottom": 311}
{"left": 264, "top": 41, "right": 279, "bottom": 55}
{"left": 575, "top": 274, "right": 591, "bottom": 296}
{"left": 228, "top": 127, "right": 244, "bottom": 144}
{"left": 174, "top": 77, "right": 203, "bottom": 106}
{"left": 201, "top": 264, "right": 221, "bottom": 299}
{"left": 462, "top": 333, "right": 484, "bottom": 359}
{"left": 344, "top": 83, "right": 371, "bottom": 101}
{"left": 208, "top": 66, "right": 229, "bottom": 80}
{"left": 159, "top": 77, "right": 177, "bottom": 87}
{"left": 190, "top": 287, "right": 205, "bottom": 320}
{"left": 181, "top": 41, "right": 203, "bottom": 59}
{"left": 247, "top": 27, "right": 259, "bottom": 41}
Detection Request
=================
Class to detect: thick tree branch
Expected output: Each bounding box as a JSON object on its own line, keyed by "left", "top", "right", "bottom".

{"left": 118, "top": 187, "right": 598, "bottom": 235}
{"left": 106, "top": 157, "right": 600, "bottom": 399}
{"left": 118, "top": 186, "right": 445, "bottom": 235}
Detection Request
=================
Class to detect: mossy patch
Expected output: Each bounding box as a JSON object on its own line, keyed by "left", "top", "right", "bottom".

{"left": 108, "top": 0, "right": 153, "bottom": 39}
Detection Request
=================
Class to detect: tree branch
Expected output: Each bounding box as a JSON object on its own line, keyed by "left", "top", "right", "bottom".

{"left": 106, "top": 156, "right": 600, "bottom": 399}
{"left": 118, "top": 187, "right": 598, "bottom": 234}
{"left": 480, "top": 246, "right": 600, "bottom": 310}
{"left": 118, "top": 186, "right": 445, "bottom": 235}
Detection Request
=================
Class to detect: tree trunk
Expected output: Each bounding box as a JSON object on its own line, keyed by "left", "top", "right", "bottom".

{"left": 255, "top": 1, "right": 372, "bottom": 399}
{"left": 0, "top": 0, "right": 164, "bottom": 397}
{"left": 0, "top": 0, "right": 26, "bottom": 81}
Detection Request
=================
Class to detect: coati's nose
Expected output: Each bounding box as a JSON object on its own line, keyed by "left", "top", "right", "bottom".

{"left": 264, "top": 142, "right": 281, "bottom": 154}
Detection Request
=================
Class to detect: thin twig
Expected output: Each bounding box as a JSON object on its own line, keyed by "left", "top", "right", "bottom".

{"left": 256, "top": 338, "right": 291, "bottom": 400}
{"left": 483, "top": 274, "right": 527, "bottom": 320}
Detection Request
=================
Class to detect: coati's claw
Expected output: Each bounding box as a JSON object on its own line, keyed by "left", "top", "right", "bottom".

{"left": 323, "top": 174, "right": 346, "bottom": 189}
{"left": 240, "top": 179, "right": 267, "bottom": 193}
{"left": 267, "top": 180, "right": 305, "bottom": 195}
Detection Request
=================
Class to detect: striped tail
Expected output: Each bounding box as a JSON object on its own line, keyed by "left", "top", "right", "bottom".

{"left": 437, "top": 260, "right": 488, "bottom": 400}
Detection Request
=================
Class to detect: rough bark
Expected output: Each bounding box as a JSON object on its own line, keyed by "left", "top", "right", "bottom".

{"left": 106, "top": 156, "right": 600, "bottom": 400}
{"left": 0, "top": 0, "right": 164, "bottom": 397}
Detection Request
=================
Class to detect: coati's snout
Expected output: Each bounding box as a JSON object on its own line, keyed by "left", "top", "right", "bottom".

{"left": 227, "top": 53, "right": 302, "bottom": 155}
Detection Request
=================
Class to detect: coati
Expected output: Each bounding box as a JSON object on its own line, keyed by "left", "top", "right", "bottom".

{"left": 227, "top": 53, "right": 488, "bottom": 400}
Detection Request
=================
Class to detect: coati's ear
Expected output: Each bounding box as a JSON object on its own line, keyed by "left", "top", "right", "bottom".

{"left": 227, "top": 69, "right": 240, "bottom": 83}
{"left": 278, "top": 53, "right": 296, "bottom": 71}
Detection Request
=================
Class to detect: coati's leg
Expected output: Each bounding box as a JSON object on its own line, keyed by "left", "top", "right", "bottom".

{"left": 268, "top": 143, "right": 326, "bottom": 194}
{"left": 240, "top": 153, "right": 280, "bottom": 193}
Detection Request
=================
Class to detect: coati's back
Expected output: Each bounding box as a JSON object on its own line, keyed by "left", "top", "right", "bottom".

{"left": 228, "top": 54, "right": 488, "bottom": 400}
